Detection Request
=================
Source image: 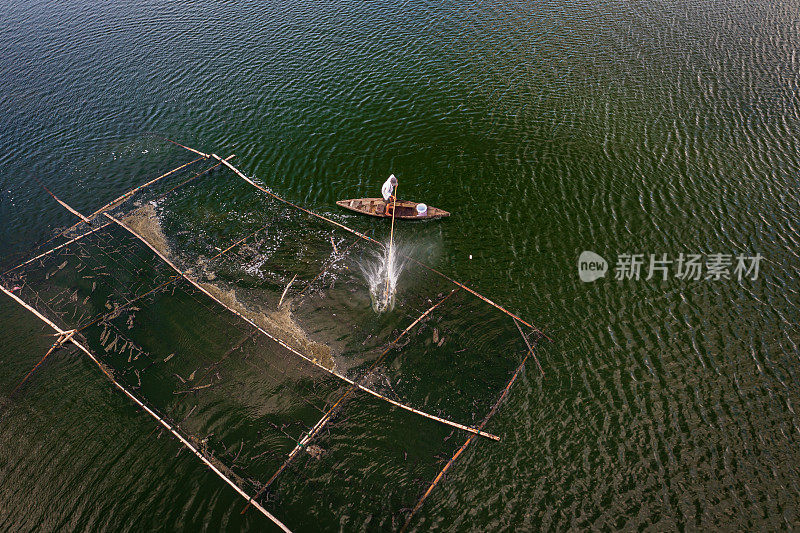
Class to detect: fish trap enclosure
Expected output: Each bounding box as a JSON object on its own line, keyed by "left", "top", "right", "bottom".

{"left": 0, "top": 141, "right": 548, "bottom": 532}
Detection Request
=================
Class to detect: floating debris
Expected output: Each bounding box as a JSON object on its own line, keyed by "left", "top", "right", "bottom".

{"left": 306, "top": 444, "right": 325, "bottom": 459}
{"left": 122, "top": 204, "right": 170, "bottom": 257}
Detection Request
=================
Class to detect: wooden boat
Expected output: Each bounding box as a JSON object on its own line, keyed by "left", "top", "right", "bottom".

{"left": 336, "top": 198, "right": 450, "bottom": 220}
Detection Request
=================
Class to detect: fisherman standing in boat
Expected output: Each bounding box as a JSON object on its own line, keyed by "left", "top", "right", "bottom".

{"left": 382, "top": 174, "right": 398, "bottom": 216}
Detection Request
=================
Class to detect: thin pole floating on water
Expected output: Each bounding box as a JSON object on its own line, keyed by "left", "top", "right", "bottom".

{"left": 514, "top": 317, "right": 544, "bottom": 376}
{"left": 159, "top": 137, "right": 210, "bottom": 158}
{"left": 278, "top": 274, "right": 296, "bottom": 308}
{"left": 400, "top": 336, "right": 539, "bottom": 532}
{"left": 384, "top": 185, "right": 397, "bottom": 308}
{"left": 0, "top": 284, "right": 292, "bottom": 533}
{"left": 209, "top": 221, "right": 270, "bottom": 261}
{"left": 7, "top": 329, "right": 77, "bottom": 399}
{"left": 32, "top": 177, "right": 91, "bottom": 223}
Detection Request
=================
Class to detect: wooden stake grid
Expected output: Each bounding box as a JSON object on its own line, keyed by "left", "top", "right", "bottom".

{"left": 5, "top": 153, "right": 225, "bottom": 283}
{"left": 2, "top": 154, "right": 219, "bottom": 278}
{"left": 90, "top": 224, "right": 166, "bottom": 282}
{"left": 401, "top": 319, "right": 541, "bottom": 531}
{"left": 241, "top": 288, "right": 463, "bottom": 514}
{"left": 0, "top": 284, "right": 292, "bottom": 533}
{"left": 4, "top": 140, "right": 556, "bottom": 532}
{"left": 73, "top": 283, "right": 339, "bottom": 447}
{"left": 83, "top": 303, "right": 231, "bottom": 387}
{"left": 6, "top": 227, "right": 163, "bottom": 331}
{"left": 1, "top": 222, "right": 113, "bottom": 277}
{"left": 7, "top": 233, "right": 253, "bottom": 391}
{"left": 8, "top": 156, "right": 206, "bottom": 270}
{"left": 23, "top": 186, "right": 320, "bottom": 355}
{"left": 105, "top": 212, "right": 498, "bottom": 441}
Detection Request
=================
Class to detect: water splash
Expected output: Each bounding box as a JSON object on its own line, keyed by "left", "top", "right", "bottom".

{"left": 360, "top": 240, "right": 406, "bottom": 313}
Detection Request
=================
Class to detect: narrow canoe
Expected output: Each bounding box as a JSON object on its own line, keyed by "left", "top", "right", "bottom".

{"left": 336, "top": 198, "right": 450, "bottom": 220}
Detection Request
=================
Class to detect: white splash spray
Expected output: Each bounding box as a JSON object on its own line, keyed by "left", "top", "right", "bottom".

{"left": 360, "top": 240, "right": 406, "bottom": 313}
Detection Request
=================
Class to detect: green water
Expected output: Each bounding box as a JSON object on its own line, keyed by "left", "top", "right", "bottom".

{"left": 2, "top": 0, "right": 800, "bottom": 530}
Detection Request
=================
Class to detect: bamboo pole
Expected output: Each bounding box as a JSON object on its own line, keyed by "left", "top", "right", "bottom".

{"left": 156, "top": 155, "right": 235, "bottom": 200}
{"left": 2, "top": 222, "right": 112, "bottom": 276}
{"left": 0, "top": 284, "right": 291, "bottom": 532}
{"left": 209, "top": 221, "right": 271, "bottom": 261}
{"left": 403, "top": 258, "right": 552, "bottom": 342}
{"left": 6, "top": 157, "right": 205, "bottom": 274}
{"left": 160, "top": 137, "right": 210, "bottom": 158}
{"left": 384, "top": 186, "right": 397, "bottom": 308}
{"left": 32, "top": 177, "right": 91, "bottom": 223}
{"left": 241, "top": 288, "right": 465, "bottom": 514}
{"left": 400, "top": 338, "right": 539, "bottom": 532}
{"left": 514, "top": 317, "right": 544, "bottom": 376}
{"left": 278, "top": 275, "right": 296, "bottom": 308}
{"left": 197, "top": 150, "right": 550, "bottom": 341}
{"left": 8, "top": 329, "right": 76, "bottom": 398}
{"left": 105, "top": 213, "right": 497, "bottom": 440}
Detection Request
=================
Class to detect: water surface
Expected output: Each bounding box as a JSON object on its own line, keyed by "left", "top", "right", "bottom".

{"left": 1, "top": 0, "right": 800, "bottom": 530}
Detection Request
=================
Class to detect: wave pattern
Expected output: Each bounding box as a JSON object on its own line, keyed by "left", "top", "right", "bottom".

{"left": 1, "top": 0, "right": 800, "bottom": 530}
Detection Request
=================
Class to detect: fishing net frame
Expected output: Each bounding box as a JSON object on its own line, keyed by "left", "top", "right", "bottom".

{"left": 0, "top": 139, "right": 549, "bottom": 532}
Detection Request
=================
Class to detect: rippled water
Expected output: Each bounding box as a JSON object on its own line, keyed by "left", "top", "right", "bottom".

{"left": 2, "top": 0, "right": 800, "bottom": 530}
